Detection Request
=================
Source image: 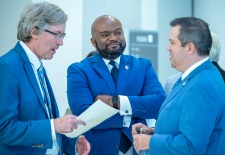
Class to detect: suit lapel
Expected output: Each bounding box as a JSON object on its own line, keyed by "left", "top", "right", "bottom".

{"left": 15, "top": 43, "right": 49, "bottom": 116}
{"left": 117, "top": 55, "right": 130, "bottom": 94}
{"left": 92, "top": 54, "right": 116, "bottom": 93}
{"left": 159, "top": 79, "right": 186, "bottom": 113}
{"left": 159, "top": 60, "right": 212, "bottom": 113}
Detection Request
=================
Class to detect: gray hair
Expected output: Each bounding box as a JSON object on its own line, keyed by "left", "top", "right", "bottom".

{"left": 17, "top": 2, "right": 67, "bottom": 42}
{"left": 209, "top": 32, "right": 221, "bottom": 62}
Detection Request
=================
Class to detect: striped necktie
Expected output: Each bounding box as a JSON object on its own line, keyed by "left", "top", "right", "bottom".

{"left": 37, "top": 63, "right": 62, "bottom": 155}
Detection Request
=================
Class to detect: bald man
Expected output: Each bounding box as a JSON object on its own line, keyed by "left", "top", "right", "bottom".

{"left": 67, "top": 15, "right": 166, "bottom": 155}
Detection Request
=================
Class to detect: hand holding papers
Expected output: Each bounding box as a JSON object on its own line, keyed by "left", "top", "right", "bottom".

{"left": 64, "top": 99, "right": 119, "bottom": 138}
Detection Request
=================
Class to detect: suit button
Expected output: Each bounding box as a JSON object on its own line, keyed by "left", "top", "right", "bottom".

{"left": 39, "top": 144, "right": 44, "bottom": 147}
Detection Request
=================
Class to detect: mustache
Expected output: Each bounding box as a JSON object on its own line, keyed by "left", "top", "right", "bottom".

{"left": 106, "top": 41, "right": 121, "bottom": 45}
{"left": 106, "top": 42, "right": 121, "bottom": 49}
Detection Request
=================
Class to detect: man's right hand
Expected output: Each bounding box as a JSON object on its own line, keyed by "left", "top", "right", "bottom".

{"left": 132, "top": 123, "right": 154, "bottom": 136}
{"left": 53, "top": 114, "right": 86, "bottom": 133}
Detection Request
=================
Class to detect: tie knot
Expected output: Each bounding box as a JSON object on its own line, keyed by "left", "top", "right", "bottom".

{"left": 109, "top": 61, "right": 117, "bottom": 68}
{"left": 37, "top": 63, "right": 45, "bottom": 75}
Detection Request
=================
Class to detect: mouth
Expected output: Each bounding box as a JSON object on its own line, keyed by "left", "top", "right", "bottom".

{"left": 169, "top": 53, "right": 173, "bottom": 61}
{"left": 107, "top": 43, "right": 120, "bottom": 49}
{"left": 51, "top": 49, "right": 56, "bottom": 54}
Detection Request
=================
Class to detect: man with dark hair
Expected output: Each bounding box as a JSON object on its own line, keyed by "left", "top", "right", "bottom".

{"left": 132, "top": 17, "right": 225, "bottom": 155}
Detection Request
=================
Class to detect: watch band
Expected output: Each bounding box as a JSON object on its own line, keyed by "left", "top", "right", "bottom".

{"left": 112, "top": 96, "right": 119, "bottom": 109}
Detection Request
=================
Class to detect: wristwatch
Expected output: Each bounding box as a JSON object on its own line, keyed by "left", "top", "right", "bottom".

{"left": 112, "top": 96, "right": 119, "bottom": 109}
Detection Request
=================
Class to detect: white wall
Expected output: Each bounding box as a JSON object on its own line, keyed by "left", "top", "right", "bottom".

{"left": 141, "top": 0, "right": 157, "bottom": 31}
{"left": 0, "top": 0, "right": 31, "bottom": 54}
{"left": 194, "top": 0, "right": 225, "bottom": 69}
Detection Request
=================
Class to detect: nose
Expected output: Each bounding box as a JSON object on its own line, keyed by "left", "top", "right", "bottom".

{"left": 166, "top": 44, "right": 171, "bottom": 51}
{"left": 57, "top": 38, "right": 63, "bottom": 46}
{"left": 108, "top": 33, "right": 118, "bottom": 41}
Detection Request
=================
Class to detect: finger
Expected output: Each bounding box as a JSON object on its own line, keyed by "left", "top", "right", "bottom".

{"left": 74, "top": 119, "right": 86, "bottom": 126}
{"left": 77, "top": 135, "right": 85, "bottom": 143}
{"left": 86, "top": 140, "right": 91, "bottom": 153}
{"left": 132, "top": 123, "right": 144, "bottom": 134}
{"left": 72, "top": 123, "right": 78, "bottom": 129}
{"left": 66, "top": 114, "right": 78, "bottom": 119}
{"left": 134, "top": 144, "right": 139, "bottom": 154}
{"left": 132, "top": 125, "right": 138, "bottom": 134}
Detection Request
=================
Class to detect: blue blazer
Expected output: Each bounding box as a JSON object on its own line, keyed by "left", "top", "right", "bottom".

{"left": 151, "top": 60, "right": 225, "bottom": 155}
{"left": 67, "top": 53, "right": 165, "bottom": 155}
{"left": 0, "top": 42, "right": 75, "bottom": 155}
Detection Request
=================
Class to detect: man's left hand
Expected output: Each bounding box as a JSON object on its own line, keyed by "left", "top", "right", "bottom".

{"left": 76, "top": 135, "right": 90, "bottom": 155}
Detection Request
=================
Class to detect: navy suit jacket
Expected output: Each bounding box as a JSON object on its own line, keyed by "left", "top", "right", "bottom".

{"left": 0, "top": 42, "right": 75, "bottom": 155}
{"left": 67, "top": 53, "right": 165, "bottom": 155}
{"left": 151, "top": 60, "right": 225, "bottom": 155}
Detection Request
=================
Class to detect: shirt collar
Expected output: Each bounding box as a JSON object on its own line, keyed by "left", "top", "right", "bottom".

{"left": 103, "top": 56, "right": 121, "bottom": 68}
{"left": 19, "top": 41, "right": 42, "bottom": 70}
{"left": 182, "top": 57, "right": 209, "bottom": 80}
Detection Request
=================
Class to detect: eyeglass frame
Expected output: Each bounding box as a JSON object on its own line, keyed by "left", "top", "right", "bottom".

{"left": 44, "top": 29, "right": 66, "bottom": 39}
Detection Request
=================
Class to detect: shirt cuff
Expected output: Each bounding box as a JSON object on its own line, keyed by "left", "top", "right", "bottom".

{"left": 50, "top": 119, "right": 56, "bottom": 140}
{"left": 119, "top": 95, "right": 132, "bottom": 127}
{"left": 119, "top": 95, "right": 132, "bottom": 115}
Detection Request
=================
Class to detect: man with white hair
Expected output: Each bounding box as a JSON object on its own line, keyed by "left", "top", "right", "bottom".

{"left": 209, "top": 32, "right": 225, "bottom": 82}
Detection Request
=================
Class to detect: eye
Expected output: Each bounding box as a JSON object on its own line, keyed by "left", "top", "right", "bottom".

{"left": 170, "top": 41, "right": 174, "bottom": 45}
{"left": 101, "top": 33, "right": 109, "bottom": 38}
{"left": 115, "top": 31, "right": 122, "bottom": 36}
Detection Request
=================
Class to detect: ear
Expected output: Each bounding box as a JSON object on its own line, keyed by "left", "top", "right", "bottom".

{"left": 186, "top": 42, "right": 196, "bottom": 54}
{"left": 90, "top": 38, "right": 96, "bottom": 48}
{"left": 30, "top": 27, "right": 39, "bottom": 39}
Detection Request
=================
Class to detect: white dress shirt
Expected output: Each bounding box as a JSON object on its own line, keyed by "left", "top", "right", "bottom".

{"left": 102, "top": 57, "right": 132, "bottom": 127}
{"left": 20, "top": 41, "right": 59, "bottom": 155}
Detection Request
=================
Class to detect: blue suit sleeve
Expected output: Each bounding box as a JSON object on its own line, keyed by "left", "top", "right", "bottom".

{"left": 128, "top": 60, "right": 166, "bottom": 119}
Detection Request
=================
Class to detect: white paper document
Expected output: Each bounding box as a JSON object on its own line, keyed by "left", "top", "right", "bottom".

{"left": 64, "top": 99, "right": 119, "bottom": 138}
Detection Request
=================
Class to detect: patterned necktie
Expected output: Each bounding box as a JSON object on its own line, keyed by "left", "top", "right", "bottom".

{"left": 37, "top": 64, "right": 62, "bottom": 155}
{"left": 109, "top": 60, "right": 132, "bottom": 154}
{"left": 37, "top": 64, "right": 53, "bottom": 118}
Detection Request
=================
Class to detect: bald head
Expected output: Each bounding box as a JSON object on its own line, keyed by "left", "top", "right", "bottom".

{"left": 91, "top": 15, "right": 122, "bottom": 37}
{"left": 90, "top": 15, "right": 126, "bottom": 60}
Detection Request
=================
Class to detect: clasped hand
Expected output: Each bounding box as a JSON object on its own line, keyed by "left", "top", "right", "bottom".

{"left": 132, "top": 123, "right": 154, "bottom": 154}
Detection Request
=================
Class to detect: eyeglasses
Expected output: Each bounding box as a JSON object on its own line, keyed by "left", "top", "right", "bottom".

{"left": 44, "top": 29, "right": 66, "bottom": 39}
